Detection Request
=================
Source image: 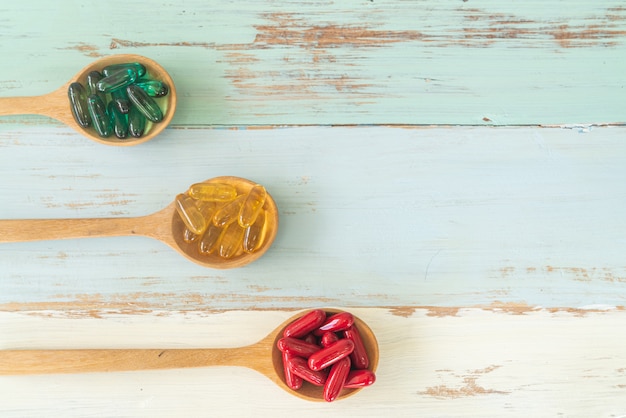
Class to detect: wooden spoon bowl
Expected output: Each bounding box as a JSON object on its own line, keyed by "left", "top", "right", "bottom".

{"left": 0, "top": 54, "right": 177, "bottom": 146}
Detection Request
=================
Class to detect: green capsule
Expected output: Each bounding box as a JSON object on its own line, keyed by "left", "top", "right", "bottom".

{"left": 135, "top": 79, "right": 169, "bottom": 97}
{"left": 86, "top": 71, "right": 102, "bottom": 95}
{"left": 108, "top": 101, "right": 128, "bottom": 139}
{"left": 67, "top": 82, "right": 91, "bottom": 128}
{"left": 111, "top": 88, "right": 130, "bottom": 114}
{"left": 126, "top": 84, "right": 163, "bottom": 123}
{"left": 96, "top": 68, "right": 137, "bottom": 93}
{"left": 87, "top": 94, "right": 112, "bottom": 137}
{"left": 128, "top": 105, "right": 146, "bottom": 138}
{"left": 103, "top": 63, "right": 146, "bottom": 78}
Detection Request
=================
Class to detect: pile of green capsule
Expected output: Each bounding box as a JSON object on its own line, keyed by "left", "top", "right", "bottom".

{"left": 67, "top": 62, "right": 169, "bottom": 139}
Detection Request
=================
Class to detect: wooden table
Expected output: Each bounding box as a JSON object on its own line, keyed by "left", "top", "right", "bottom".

{"left": 1, "top": 1, "right": 625, "bottom": 416}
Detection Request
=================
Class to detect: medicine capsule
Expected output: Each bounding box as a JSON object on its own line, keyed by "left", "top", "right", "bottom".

{"left": 283, "top": 309, "right": 327, "bottom": 338}
{"left": 343, "top": 369, "right": 376, "bottom": 389}
{"left": 238, "top": 185, "right": 266, "bottom": 228}
{"left": 175, "top": 194, "right": 207, "bottom": 235}
{"left": 128, "top": 105, "right": 146, "bottom": 138}
{"left": 199, "top": 223, "right": 223, "bottom": 255}
{"left": 67, "top": 82, "right": 91, "bottom": 128}
{"left": 218, "top": 221, "right": 245, "bottom": 259}
{"left": 188, "top": 183, "right": 238, "bottom": 202}
{"left": 314, "top": 312, "right": 354, "bottom": 336}
{"left": 97, "top": 68, "right": 138, "bottom": 93}
{"left": 86, "top": 71, "right": 103, "bottom": 95}
{"left": 126, "top": 84, "right": 163, "bottom": 123}
{"left": 243, "top": 210, "right": 266, "bottom": 253}
{"left": 324, "top": 356, "right": 351, "bottom": 402}
{"left": 343, "top": 325, "right": 369, "bottom": 369}
{"left": 212, "top": 194, "right": 246, "bottom": 227}
{"left": 111, "top": 88, "right": 130, "bottom": 114}
{"left": 282, "top": 352, "right": 303, "bottom": 390}
{"left": 321, "top": 331, "right": 339, "bottom": 348}
{"left": 108, "top": 101, "right": 128, "bottom": 139}
{"left": 102, "top": 62, "right": 146, "bottom": 78}
{"left": 135, "top": 79, "right": 169, "bottom": 97}
{"left": 287, "top": 356, "right": 328, "bottom": 387}
{"left": 183, "top": 228, "right": 199, "bottom": 243}
{"left": 277, "top": 337, "right": 320, "bottom": 359}
{"left": 308, "top": 339, "right": 354, "bottom": 371}
{"left": 86, "top": 94, "right": 112, "bottom": 137}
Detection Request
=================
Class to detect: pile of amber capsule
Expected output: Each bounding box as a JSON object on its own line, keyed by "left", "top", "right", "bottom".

{"left": 175, "top": 181, "right": 268, "bottom": 258}
{"left": 67, "top": 62, "right": 169, "bottom": 139}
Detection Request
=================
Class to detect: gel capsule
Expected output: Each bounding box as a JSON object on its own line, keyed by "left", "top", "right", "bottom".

{"left": 287, "top": 356, "right": 328, "bottom": 387}
{"left": 135, "top": 79, "right": 169, "bottom": 97}
{"left": 282, "top": 352, "right": 303, "bottom": 390}
{"left": 307, "top": 339, "right": 354, "bottom": 371}
{"left": 86, "top": 71, "right": 106, "bottom": 103}
{"left": 175, "top": 194, "right": 207, "bottom": 235}
{"left": 97, "top": 68, "right": 138, "bottom": 93}
{"left": 324, "top": 356, "right": 351, "bottom": 402}
{"left": 283, "top": 309, "right": 326, "bottom": 338}
{"left": 126, "top": 84, "right": 163, "bottom": 123}
{"left": 238, "top": 185, "right": 266, "bottom": 228}
{"left": 343, "top": 369, "right": 376, "bottom": 389}
{"left": 199, "top": 223, "right": 224, "bottom": 255}
{"left": 218, "top": 221, "right": 245, "bottom": 259}
{"left": 86, "top": 94, "right": 111, "bottom": 137}
{"left": 111, "top": 88, "right": 130, "bottom": 114}
{"left": 243, "top": 209, "right": 266, "bottom": 253}
{"left": 213, "top": 194, "right": 246, "bottom": 227}
{"left": 67, "top": 82, "right": 91, "bottom": 128}
{"left": 183, "top": 228, "right": 199, "bottom": 243}
{"left": 277, "top": 337, "right": 320, "bottom": 358}
{"left": 103, "top": 62, "right": 146, "bottom": 78}
{"left": 108, "top": 101, "right": 128, "bottom": 139}
{"left": 188, "top": 183, "right": 237, "bottom": 202}
{"left": 314, "top": 312, "right": 354, "bottom": 336}
{"left": 321, "top": 331, "right": 339, "bottom": 348}
{"left": 128, "top": 105, "right": 146, "bottom": 138}
{"left": 343, "top": 325, "right": 369, "bottom": 369}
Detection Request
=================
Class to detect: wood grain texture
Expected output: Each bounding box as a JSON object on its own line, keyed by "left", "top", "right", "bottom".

{"left": 1, "top": 125, "right": 625, "bottom": 311}
{"left": 1, "top": 308, "right": 625, "bottom": 417}
{"left": 0, "top": 1, "right": 625, "bottom": 126}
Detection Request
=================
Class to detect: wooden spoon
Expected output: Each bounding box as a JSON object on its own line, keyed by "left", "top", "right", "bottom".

{"left": 0, "top": 309, "right": 378, "bottom": 402}
{"left": 0, "top": 176, "right": 278, "bottom": 269}
{"left": 0, "top": 54, "right": 176, "bottom": 146}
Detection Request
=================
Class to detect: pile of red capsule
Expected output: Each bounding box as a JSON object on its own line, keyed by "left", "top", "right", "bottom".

{"left": 278, "top": 309, "right": 376, "bottom": 402}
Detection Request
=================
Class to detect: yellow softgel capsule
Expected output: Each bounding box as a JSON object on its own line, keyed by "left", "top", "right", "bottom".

{"left": 199, "top": 223, "right": 224, "bottom": 255}
{"left": 175, "top": 194, "right": 207, "bottom": 235}
{"left": 183, "top": 228, "right": 199, "bottom": 243}
{"left": 213, "top": 194, "right": 246, "bottom": 227}
{"left": 188, "top": 182, "right": 238, "bottom": 202}
{"left": 243, "top": 209, "right": 266, "bottom": 253}
{"left": 218, "top": 222, "right": 245, "bottom": 259}
{"left": 238, "top": 185, "right": 267, "bottom": 228}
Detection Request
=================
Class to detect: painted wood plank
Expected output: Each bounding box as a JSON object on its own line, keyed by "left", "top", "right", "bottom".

{"left": 0, "top": 1, "right": 625, "bottom": 126}
{"left": 1, "top": 308, "right": 625, "bottom": 417}
{"left": 0, "top": 126, "right": 625, "bottom": 311}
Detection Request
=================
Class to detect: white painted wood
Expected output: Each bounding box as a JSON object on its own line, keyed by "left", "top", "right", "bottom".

{"left": 1, "top": 308, "right": 624, "bottom": 417}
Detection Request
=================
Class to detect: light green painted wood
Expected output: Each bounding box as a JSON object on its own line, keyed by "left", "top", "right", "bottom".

{"left": 0, "top": 0, "right": 624, "bottom": 126}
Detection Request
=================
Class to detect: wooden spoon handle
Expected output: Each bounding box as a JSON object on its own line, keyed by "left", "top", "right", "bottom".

{"left": 0, "top": 347, "right": 258, "bottom": 375}
{"left": 0, "top": 217, "right": 144, "bottom": 243}
{"left": 0, "top": 88, "right": 72, "bottom": 124}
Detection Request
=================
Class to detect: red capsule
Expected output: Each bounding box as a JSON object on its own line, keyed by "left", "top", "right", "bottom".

{"left": 277, "top": 337, "right": 320, "bottom": 358}
{"left": 288, "top": 356, "right": 328, "bottom": 386}
{"left": 303, "top": 333, "right": 318, "bottom": 345}
{"left": 283, "top": 309, "right": 326, "bottom": 338}
{"left": 282, "top": 352, "right": 303, "bottom": 390}
{"left": 343, "top": 325, "right": 369, "bottom": 369}
{"left": 308, "top": 339, "right": 354, "bottom": 371}
{"left": 314, "top": 312, "right": 354, "bottom": 336}
{"left": 343, "top": 369, "right": 376, "bottom": 388}
{"left": 320, "top": 331, "right": 339, "bottom": 348}
{"left": 324, "top": 356, "right": 351, "bottom": 402}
